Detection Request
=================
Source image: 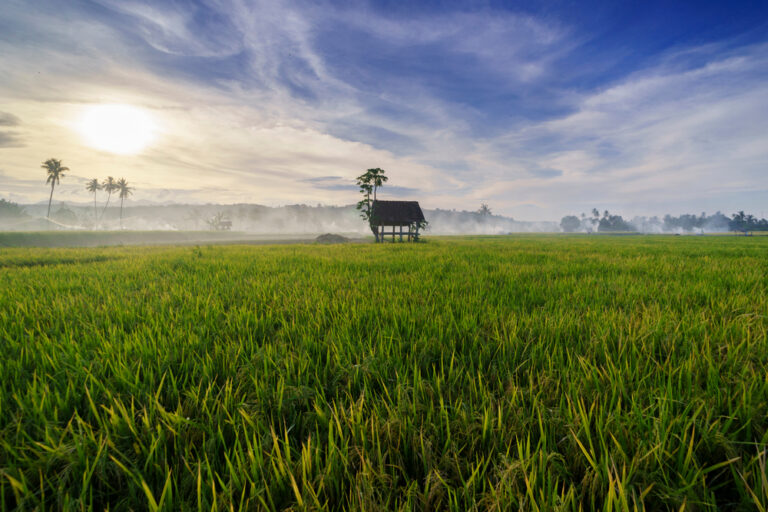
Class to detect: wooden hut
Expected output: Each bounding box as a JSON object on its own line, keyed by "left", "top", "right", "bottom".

{"left": 371, "top": 200, "right": 425, "bottom": 242}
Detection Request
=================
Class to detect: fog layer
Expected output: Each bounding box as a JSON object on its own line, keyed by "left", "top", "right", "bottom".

{"left": 1, "top": 203, "right": 558, "bottom": 234}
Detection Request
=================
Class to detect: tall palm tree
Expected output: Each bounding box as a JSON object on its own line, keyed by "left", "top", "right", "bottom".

{"left": 101, "top": 176, "right": 117, "bottom": 220}
{"left": 117, "top": 178, "right": 133, "bottom": 228}
{"left": 85, "top": 178, "right": 101, "bottom": 220}
{"left": 41, "top": 158, "right": 69, "bottom": 219}
{"left": 355, "top": 168, "right": 388, "bottom": 242}
{"left": 369, "top": 167, "right": 388, "bottom": 203}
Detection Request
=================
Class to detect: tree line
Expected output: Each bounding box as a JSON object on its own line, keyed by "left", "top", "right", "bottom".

{"left": 41, "top": 158, "right": 134, "bottom": 227}
{"left": 560, "top": 209, "right": 768, "bottom": 233}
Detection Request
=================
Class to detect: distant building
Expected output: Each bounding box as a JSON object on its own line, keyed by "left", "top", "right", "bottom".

{"left": 371, "top": 200, "right": 425, "bottom": 242}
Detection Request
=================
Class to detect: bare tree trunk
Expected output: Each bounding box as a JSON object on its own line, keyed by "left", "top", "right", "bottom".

{"left": 94, "top": 194, "right": 97, "bottom": 220}
{"left": 46, "top": 183, "right": 54, "bottom": 219}
{"left": 367, "top": 190, "right": 379, "bottom": 242}
{"left": 101, "top": 192, "right": 111, "bottom": 220}
{"left": 120, "top": 197, "right": 124, "bottom": 229}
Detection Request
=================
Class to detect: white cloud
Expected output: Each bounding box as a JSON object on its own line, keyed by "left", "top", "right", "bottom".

{"left": 473, "top": 43, "right": 768, "bottom": 216}
{"left": 0, "top": 1, "right": 766, "bottom": 220}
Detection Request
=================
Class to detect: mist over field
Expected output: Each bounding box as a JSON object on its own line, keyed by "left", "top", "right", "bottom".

{"left": 1, "top": 202, "right": 559, "bottom": 235}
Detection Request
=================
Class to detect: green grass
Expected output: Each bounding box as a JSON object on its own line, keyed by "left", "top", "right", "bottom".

{"left": 1, "top": 235, "right": 767, "bottom": 510}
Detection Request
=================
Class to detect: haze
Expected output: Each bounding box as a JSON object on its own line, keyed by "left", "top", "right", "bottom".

{"left": 1, "top": 0, "right": 767, "bottom": 219}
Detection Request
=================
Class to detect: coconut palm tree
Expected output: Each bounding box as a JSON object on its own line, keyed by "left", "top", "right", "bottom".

{"left": 117, "top": 178, "right": 133, "bottom": 228}
{"left": 85, "top": 178, "right": 101, "bottom": 219}
{"left": 355, "top": 168, "right": 388, "bottom": 242}
{"left": 41, "top": 158, "right": 69, "bottom": 219}
{"left": 100, "top": 176, "right": 117, "bottom": 220}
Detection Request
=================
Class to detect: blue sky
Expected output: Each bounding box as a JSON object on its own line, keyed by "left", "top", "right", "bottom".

{"left": 1, "top": 0, "right": 767, "bottom": 218}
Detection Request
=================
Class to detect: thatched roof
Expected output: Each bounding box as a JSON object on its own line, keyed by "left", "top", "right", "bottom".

{"left": 371, "top": 200, "right": 425, "bottom": 225}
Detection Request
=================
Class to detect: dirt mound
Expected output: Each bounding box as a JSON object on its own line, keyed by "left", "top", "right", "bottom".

{"left": 315, "top": 233, "right": 350, "bottom": 244}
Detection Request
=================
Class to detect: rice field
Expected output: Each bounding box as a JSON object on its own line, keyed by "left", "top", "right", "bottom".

{"left": 1, "top": 235, "right": 767, "bottom": 510}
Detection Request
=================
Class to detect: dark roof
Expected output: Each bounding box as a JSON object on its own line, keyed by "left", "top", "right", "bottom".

{"left": 371, "top": 200, "right": 425, "bottom": 225}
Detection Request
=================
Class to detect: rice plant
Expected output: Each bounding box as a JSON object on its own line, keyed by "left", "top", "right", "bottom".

{"left": 1, "top": 235, "right": 767, "bottom": 510}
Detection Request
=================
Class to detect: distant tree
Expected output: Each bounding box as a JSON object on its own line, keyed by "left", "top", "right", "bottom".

{"left": 101, "top": 176, "right": 117, "bottom": 220}
{"left": 729, "top": 211, "right": 746, "bottom": 232}
{"left": 356, "top": 168, "right": 388, "bottom": 242}
{"left": 708, "top": 212, "right": 730, "bottom": 231}
{"left": 727, "top": 211, "right": 768, "bottom": 233}
{"left": 560, "top": 215, "right": 581, "bottom": 232}
{"left": 598, "top": 213, "right": 634, "bottom": 232}
{"left": 85, "top": 178, "right": 101, "bottom": 219}
{"left": 478, "top": 203, "right": 492, "bottom": 216}
{"left": 117, "top": 178, "right": 134, "bottom": 228}
{"left": 591, "top": 208, "right": 600, "bottom": 220}
{"left": 52, "top": 205, "right": 78, "bottom": 225}
{"left": 206, "top": 211, "right": 230, "bottom": 231}
{"left": 0, "top": 198, "right": 26, "bottom": 219}
{"left": 657, "top": 211, "right": 736, "bottom": 233}
{"left": 41, "top": 158, "right": 68, "bottom": 219}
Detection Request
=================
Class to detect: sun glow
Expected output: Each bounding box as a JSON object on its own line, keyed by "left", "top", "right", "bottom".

{"left": 77, "top": 104, "right": 157, "bottom": 155}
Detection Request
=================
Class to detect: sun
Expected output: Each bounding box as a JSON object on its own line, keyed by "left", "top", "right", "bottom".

{"left": 76, "top": 104, "right": 157, "bottom": 155}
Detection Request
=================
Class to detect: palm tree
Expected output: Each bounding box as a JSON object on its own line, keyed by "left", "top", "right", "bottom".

{"left": 116, "top": 178, "right": 133, "bottom": 228}
{"left": 355, "top": 168, "right": 388, "bottom": 242}
{"left": 101, "top": 176, "right": 117, "bottom": 220}
{"left": 478, "top": 203, "right": 492, "bottom": 216}
{"left": 85, "top": 178, "right": 101, "bottom": 220}
{"left": 369, "top": 168, "right": 388, "bottom": 203}
{"left": 41, "top": 158, "right": 69, "bottom": 219}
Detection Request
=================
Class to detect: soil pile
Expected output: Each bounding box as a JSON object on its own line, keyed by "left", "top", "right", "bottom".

{"left": 315, "top": 233, "right": 350, "bottom": 244}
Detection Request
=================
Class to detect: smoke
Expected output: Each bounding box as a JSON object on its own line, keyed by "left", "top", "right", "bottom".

{"left": 627, "top": 215, "right": 730, "bottom": 234}
{"left": 423, "top": 209, "right": 557, "bottom": 234}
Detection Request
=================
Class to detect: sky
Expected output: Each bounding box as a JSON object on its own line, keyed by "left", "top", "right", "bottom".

{"left": 1, "top": 0, "right": 767, "bottom": 219}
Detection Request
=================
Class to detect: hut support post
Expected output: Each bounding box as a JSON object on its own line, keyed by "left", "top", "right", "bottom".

{"left": 399, "top": 225, "right": 403, "bottom": 242}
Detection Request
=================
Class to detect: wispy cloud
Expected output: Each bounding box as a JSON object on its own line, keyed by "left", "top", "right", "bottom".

{"left": 0, "top": 112, "right": 21, "bottom": 126}
{"left": 0, "top": 0, "right": 766, "bottom": 218}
